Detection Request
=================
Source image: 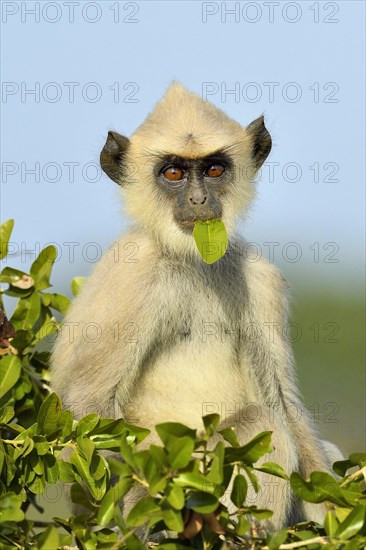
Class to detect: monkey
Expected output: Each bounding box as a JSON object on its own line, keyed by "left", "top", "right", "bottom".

{"left": 51, "top": 82, "right": 342, "bottom": 532}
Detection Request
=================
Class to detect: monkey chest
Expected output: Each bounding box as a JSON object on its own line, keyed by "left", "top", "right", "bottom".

{"left": 130, "top": 279, "right": 252, "bottom": 428}
{"left": 160, "top": 266, "right": 246, "bottom": 347}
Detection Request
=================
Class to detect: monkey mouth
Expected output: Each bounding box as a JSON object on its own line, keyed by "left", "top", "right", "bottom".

{"left": 177, "top": 218, "right": 217, "bottom": 232}
{"left": 178, "top": 219, "right": 196, "bottom": 226}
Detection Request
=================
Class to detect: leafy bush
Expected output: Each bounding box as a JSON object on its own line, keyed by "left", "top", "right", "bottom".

{"left": 0, "top": 220, "right": 365, "bottom": 550}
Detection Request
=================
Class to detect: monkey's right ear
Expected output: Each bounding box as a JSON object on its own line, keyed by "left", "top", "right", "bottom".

{"left": 100, "top": 131, "right": 130, "bottom": 184}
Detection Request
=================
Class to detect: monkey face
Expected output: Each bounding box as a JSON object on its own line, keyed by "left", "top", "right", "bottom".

{"left": 99, "top": 84, "right": 272, "bottom": 256}
{"left": 154, "top": 152, "right": 233, "bottom": 232}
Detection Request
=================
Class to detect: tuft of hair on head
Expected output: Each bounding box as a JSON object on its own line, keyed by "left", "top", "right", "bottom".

{"left": 131, "top": 81, "right": 245, "bottom": 158}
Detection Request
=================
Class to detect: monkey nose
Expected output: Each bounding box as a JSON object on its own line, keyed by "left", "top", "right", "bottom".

{"left": 189, "top": 195, "right": 207, "bottom": 206}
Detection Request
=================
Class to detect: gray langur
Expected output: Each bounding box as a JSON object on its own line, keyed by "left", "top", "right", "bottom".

{"left": 51, "top": 82, "right": 341, "bottom": 529}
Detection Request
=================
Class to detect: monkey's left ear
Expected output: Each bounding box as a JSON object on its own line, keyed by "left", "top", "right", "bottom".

{"left": 100, "top": 131, "right": 130, "bottom": 184}
{"left": 246, "top": 115, "right": 272, "bottom": 170}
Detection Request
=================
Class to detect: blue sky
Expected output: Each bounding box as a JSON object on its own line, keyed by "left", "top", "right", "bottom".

{"left": 1, "top": 0, "right": 365, "bottom": 295}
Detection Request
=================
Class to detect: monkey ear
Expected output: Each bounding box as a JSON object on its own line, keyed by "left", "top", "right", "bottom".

{"left": 100, "top": 131, "right": 130, "bottom": 184}
{"left": 246, "top": 115, "right": 272, "bottom": 170}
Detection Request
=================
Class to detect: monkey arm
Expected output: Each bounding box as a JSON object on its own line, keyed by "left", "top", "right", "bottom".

{"left": 243, "top": 254, "right": 335, "bottom": 476}
{"left": 51, "top": 230, "right": 162, "bottom": 419}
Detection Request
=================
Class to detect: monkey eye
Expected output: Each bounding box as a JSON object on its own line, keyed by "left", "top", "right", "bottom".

{"left": 162, "top": 166, "right": 185, "bottom": 182}
{"left": 205, "top": 164, "right": 225, "bottom": 178}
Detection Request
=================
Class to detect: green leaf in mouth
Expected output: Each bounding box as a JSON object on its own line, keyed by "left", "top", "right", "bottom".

{"left": 193, "top": 219, "right": 228, "bottom": 264}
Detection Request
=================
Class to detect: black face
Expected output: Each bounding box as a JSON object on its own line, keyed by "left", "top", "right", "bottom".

{"left": 154, "top": 151, "right": 233, "bottom": 231}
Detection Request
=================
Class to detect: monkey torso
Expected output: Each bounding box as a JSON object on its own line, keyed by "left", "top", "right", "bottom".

{"left": 51, "top": 227, "right": 288, "bottom": 430}
{"left": 128, "top": 245, "right": 257, "bottom": 428}
{"left": 52, "top": 226, "right": 339, "bottom": 526}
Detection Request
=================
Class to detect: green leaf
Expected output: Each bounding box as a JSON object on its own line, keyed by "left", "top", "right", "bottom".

{"left": 335, "top": 505, "right": 366, "bottom": 539}
{"left": 44, "top": 453, "right": 59, "bottom": 483}
{"left": 108, "top": 458, "right": 133, "bottom": 478}
{"left": 30, "top": 450, "right": 44, "bottom": 475}
{"left": 349, "top": 452, "right": 366, "bottom": 467}
{"left": 149, "top": 444, "right": 169, "bottom": 467}
{"left": 90, "top": 418, "right": 127, "bottom": 436}
{"left": 134, "top": 449, "right": 150, "bottom": 472}
{"left": 77, "top": 437, "right": 95, "bottom": 464}
{"left": 17, "top": 435, "right": 34, "bottom": 458}
{"left": 0, "top": 492, "right": 25, "bottom": 522}
{"left": 90, "top": 453, "right": 109, "bottom": 481}
{"left": 193, "top": 219, "right": 228, "bottom": 264}
{"left": 0, "top": 355, "right": 21, "bottom": 398}
{"left": 149, "top": 472, "right": 168, "bottom": 494}
{"left": 333, "top": 459, "right": 354, "bottom": 477}
{"left": 236, "top": 515, "right": 250, "bottom": 536}
{"left": 0, "top": 266, "right": 33, "bottom": 288}
{"left": 31, "top": 305, "right": 57, "bottom": 348}
{"left": 166, "top": 484, "right": 185, "bottom": 510}
{"left": 0, "top": 219, "right": 14, "bottom": 260}
{"left": 27, "top": 473, "right": 46, "bottom": 494}
{"left": 77, "top": 414, "right": 100, "bottom": 437}
{"left": 0, "top": 404, "right": 14, "bottom": 423}
{"left": 37, "top": 392, "right": 62, "bottom": 436}
{"left": 255, "top": 461, "right": 289, "bottom": 480}
{"left": 36, "top": 525, "right": 60, "bottom": 549}
{"left": 243, "top": 466, "right": 259, "bottom": 492}
{"left": 168, "top": 436, "right": 194, "bottom": 470}
{"left": 218, "top": 427, "right": 240, "bottom": 448}
{"left": 54, "top": 516, "right": 72, "bottom": 534}
{"left": 10, "top": 291, "right": 41, "bottom": 331}
{"left": 71, "top": 276, "right": 85, "bottom": 296}
{"left": 324, "top": 510, "right": 339, "bottom": 537}
{"left": 124, "top": 422, "right": 150, "bottom": 443}
{"left": 30, "top": 245, "right": 57, "bottom": 290}
{"left": 98, "top": 478, "right": 134, "bottom": 526}
{"left": 290, "top": 471, "right": 350, "bottom": 507}
{"left": 174, "top": 472, "right": 215, "bottom": 493}
{"left": 336, "top": 506, "right": 351, "bottom": 523}
{"left": 334, "top": 453, "right": 366, "bottom": 476}
{"left": 155, "top": 422, "right": 196, "bottom": 449}
{"left": 59, "top": 409, "right": 74, "bottom": 437}
{"left": 186, "top": 491, "right": 219, "bottom": 514}
{"left": 96, "top": 530, "right": 118, "bottom": 545}
{"left": 225, "top": 431, "right": 272, "bottom": 465}
{"left": 59, "top": 459, "right": 76, "bottom": 483}
{"left": 249, "top": 507, "right": 273, "bottom": 519}
{"left": 231, "top": 474, "right": 248, "bottom": 507}
{"left": 70, "top": 449, "right": 106, "bottom": 501}
{"left": 207, "top": 441, "right": 225, "bottom": 484}
{"left": 126, "top": 496, "right": 161, "bottom": 527}
{"left": 33, "top": 435, "right": 49, "bottom": 456}
{"left": 120, "top": 436, "right": 136, "bottom": 468}
{"left": 162, "top": 507, "right": 184, "bottom": 532}
{"left": 42, "top": 292, "right": 72, "bottom": 315}
{"left": 203, "top": 413, "right": 221, "bottom": 436}
{"left": 70, "top": 483, "right": 96, "bottom": 511}
{"left": 268, "top": 529, "right": 288, "bottom": 549}
{"left": 10, "top": 330, "right": 33, "bottom": 353}
{"left": 158, "top": 544, "right": 193, "bottom": 550}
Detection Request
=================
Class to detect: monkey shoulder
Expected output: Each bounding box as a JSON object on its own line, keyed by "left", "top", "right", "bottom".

{"left": 60, "top": 229, "right": 160, "bottom": 324}
{"left": 236, "top": 240, "right": 290, "bottom": 323}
